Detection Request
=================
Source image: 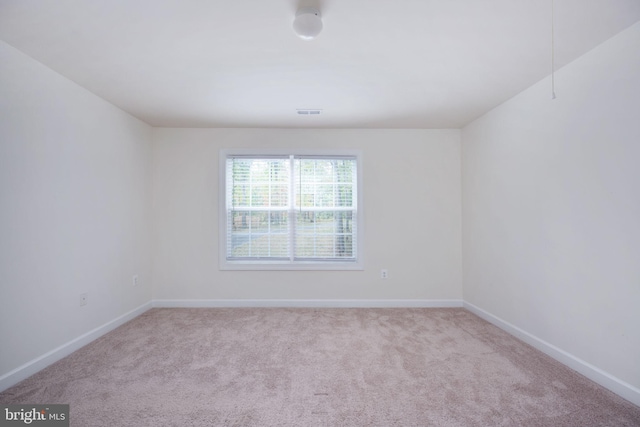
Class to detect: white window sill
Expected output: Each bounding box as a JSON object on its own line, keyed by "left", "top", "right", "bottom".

{"left": 219, "top": 260, "right": 364, "bottom": 271}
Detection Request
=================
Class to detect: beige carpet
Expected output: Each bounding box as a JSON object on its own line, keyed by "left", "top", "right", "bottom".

{"left": 1, "top": 308, "right": 639, "bottom": 426}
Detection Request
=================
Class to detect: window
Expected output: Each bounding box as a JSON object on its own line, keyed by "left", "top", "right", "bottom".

{"left": 219, "top": 150, "right": 363, "bottom": 270}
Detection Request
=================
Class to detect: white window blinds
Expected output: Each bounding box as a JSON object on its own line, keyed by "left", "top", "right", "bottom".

{"left": 225, "top": 155, "right": 358, "bottom": 264}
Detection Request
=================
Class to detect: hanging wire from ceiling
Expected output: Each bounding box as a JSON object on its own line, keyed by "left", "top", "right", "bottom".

{"left": 551, "top": 0, "right": 557, "bottom": 99}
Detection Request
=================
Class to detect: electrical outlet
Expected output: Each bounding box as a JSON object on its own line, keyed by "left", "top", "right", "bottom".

{"left": 381, "top": 269, "right": 389, "bottom": 279}
{"left": 132, "top": 275, "right": 139, "bottom": 286}
{"left": 80, "top": 293, "right": 88, "bottom": 306}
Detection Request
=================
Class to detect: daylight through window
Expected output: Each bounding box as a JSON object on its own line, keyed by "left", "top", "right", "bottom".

{"left": 222, "top": 153, "right": 360, "bottom": 268}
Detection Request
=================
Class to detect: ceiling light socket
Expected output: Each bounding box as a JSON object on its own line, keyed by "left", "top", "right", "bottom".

{"left": 293, "top": 8, "right": 323, "bottom": 40}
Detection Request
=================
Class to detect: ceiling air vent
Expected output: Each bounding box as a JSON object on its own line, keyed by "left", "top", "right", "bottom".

{"left": 297, "top": 109, "right": 322, "bottom": 115}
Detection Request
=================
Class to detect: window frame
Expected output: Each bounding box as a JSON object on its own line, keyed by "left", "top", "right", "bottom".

{"left": 219, "top": 148, "right": 364, "bottom": 271}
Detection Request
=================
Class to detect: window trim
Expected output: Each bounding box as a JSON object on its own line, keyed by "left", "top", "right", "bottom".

{"left": 219, "top": 148, "right": 364, "bottom": 271}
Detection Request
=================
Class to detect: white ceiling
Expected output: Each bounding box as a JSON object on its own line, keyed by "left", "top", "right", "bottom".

{"left": 1, "top": 0, "right": 639, "bottom": 128}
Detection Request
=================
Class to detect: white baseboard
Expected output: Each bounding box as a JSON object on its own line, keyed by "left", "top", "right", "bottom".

{"left": 0, "top": 301, "right": 153, "bottom": 393}
{"left": 463, "top": 301, "right": 640, "bottom": 407}
{"left": 152, "top": 299, "right": 464, "bottom": 308}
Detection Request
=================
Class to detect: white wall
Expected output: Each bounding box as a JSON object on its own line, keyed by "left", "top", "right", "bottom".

{"left": 152, "top": 128, "right": 462, "bottom": 303}
{"left": 462, "top": 21, "right": 640, "bottom": 397}
{"left": 0, "top": 41, "right": 153, "bottom": 381}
